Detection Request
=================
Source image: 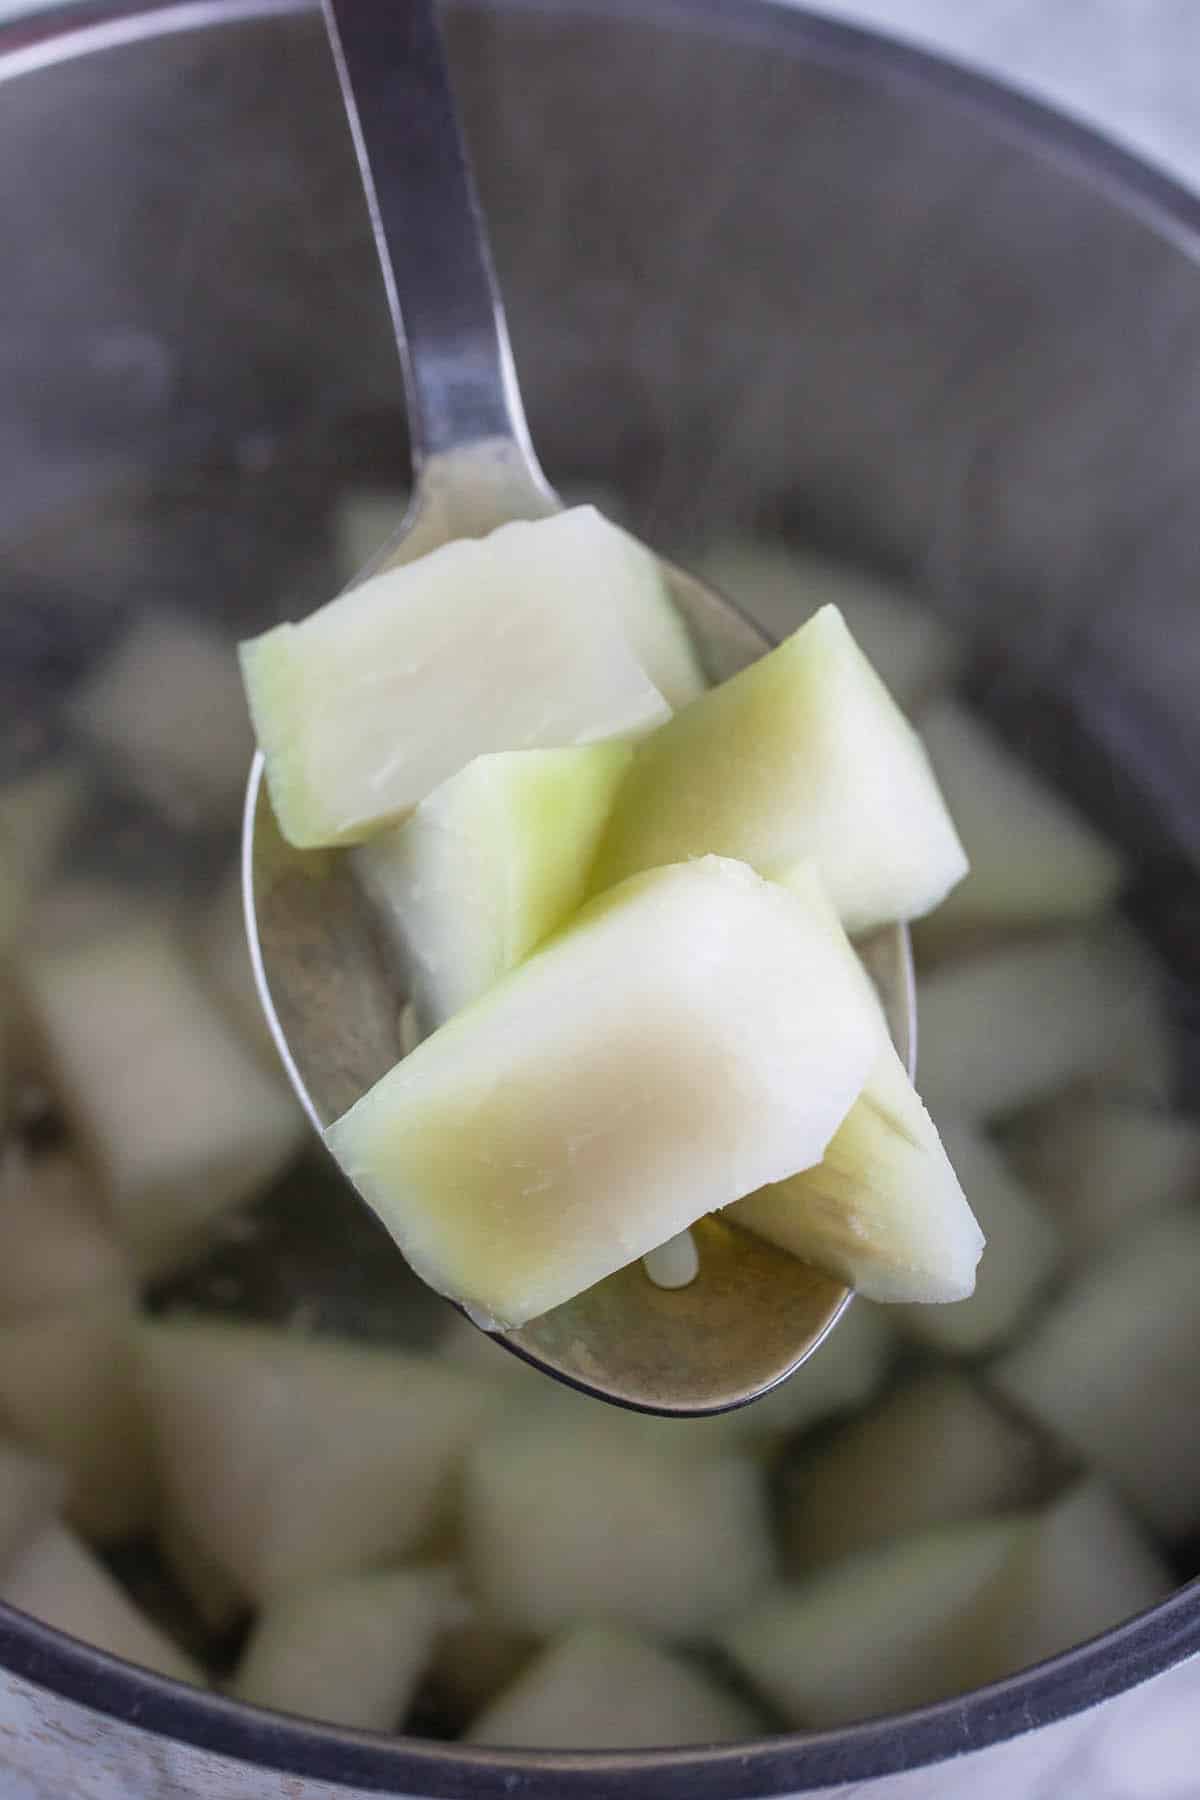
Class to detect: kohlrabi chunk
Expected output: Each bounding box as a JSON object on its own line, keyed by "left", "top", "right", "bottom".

{"left": 892, "top": 1124, "right": 1061, "bottom": 1354}
{"left": 781, "top": 1372, "right": 1045, "bottom": 1573}
{"left": 231, "top": 1565, "right": 462, "bottom": 1731}
{"left": 721, "top": 1517, "right": 1027, "bottom": 1726}
{"left": 914, "top": 700, "right": 1124, "bottom": 944}
{"left": 695, "top": 540, "right": 961, "bottom": 710}
{"left": 353, "top": 744, "right": 632, "bottom": 1031}
{"left": 0, "top": 1296, "right": 153, "bottom": 1541}
{"left": 916, "top": 925, "right": 1173, "bottom": 1121}
{"left": 963, "top": 1481, "right": 1171, "bottom": 1688}
{"left": 464, "top": 1413, "right": 774, "bottom": 1641}
{"left": 467, "top": 1624, "right": 763, "bottom": 1748}
{"left": 327, "top": 857, "right": 880, "bottom": 1329}
{"left": 0, "top": 1438, "right": 67, "bottom": 1564}
{"left": 140, "top": 1319, "right": 490, "bottom": 1602}
{"left": 0, "top": 1521, "right": 203, "bottom": 1686}
{"left": 728, "top": 1038, "right": 984, "bottom": 1305}
{"left": 240, "top": 510, "right": 672, "bottom": 848}
{"left": 68, "top": 610, "right": 254, "bottom": 829}
{"left": 988, "top": 1209, "right": 1200, "bottom": 1540}
{"left": 0, "top": 1148, "right": 129, "bottom": 1321}
{"left": 22, "top": 918, "right": 304, "bottom": 1277}
{"left": 591, "top": 606, "right": 967, "bottom": 933}
{"left": 1003, "top": 1096, "right": 1200, "bottom": 1263}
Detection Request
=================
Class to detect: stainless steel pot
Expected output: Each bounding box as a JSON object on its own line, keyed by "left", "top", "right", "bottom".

{"left": 1, "top": 1, "right": 1198, "bottom": 1793}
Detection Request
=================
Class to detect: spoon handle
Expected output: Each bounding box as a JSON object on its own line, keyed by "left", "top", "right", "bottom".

{"left": 322, "top": 0, "right": 539, "bottom": 479}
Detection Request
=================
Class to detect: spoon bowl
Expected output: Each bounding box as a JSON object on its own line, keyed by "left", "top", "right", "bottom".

{"left": 243, "top": 0, "right": 916, "bottom": 1415}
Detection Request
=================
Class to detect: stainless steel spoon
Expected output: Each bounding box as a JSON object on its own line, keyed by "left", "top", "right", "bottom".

{"left": 244, "top": 0, "right": 917, "bottom": 1416}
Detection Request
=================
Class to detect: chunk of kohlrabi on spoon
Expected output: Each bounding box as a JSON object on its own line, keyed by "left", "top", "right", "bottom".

{"left": 327, "top": 855, "right": 880, "bottom": 1328}
{"left": 240, "top": 509, "right": 675, "bottom": 848}
{"left": 353, "top": 743, "right": 632, "bottom": 1033}
{"left": 591, "top": 605, "right": 967, "bottom": 933}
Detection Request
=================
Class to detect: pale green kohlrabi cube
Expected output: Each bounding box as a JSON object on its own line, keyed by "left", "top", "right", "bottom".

{"left": 239, "top": 509, "right": 675, "bottom": 849}
{"left": 725, "top": 858, "right": 983, "bottom": 1305}
{"left": 915, "top": 698, "right": 1124, "bottom": 946}
{"left": 591, "top": 605, "right": 968, "bottom": 934}
{"left": 729, "top": 1037, "right": 984, "bottom": 1305}
{"left": 353, "top": 744, "right": 633, "bottom": 1033}
{"left": 326, "top": 856, "right": 881, "bottom": 1329}
{"left": 0, "top": 1521, "right": 203, "bottom": 1686}
{"left": 231, "top": 1564, "right": 462, "bottom": 1732}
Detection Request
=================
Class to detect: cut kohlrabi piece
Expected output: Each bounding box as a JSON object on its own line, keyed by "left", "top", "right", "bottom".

{"left": 916, "top": 925, "right": 1173, "bottom": 1121}
{"left": 892, "top": 1123, "right": 1061, "bottom": 1354}
{"left": 68, "top": 610, "right": 255, "bottom": 828}
{"left": 721, "top": 1517, "right": 1028, "bottom": 1726}
{"left": 988, "top": 1208, "right": 1200, "bottom": 1540}
{"left": 231, "top": 1564, "right": 462, "bottom": 1731}
{"left": 0, "top": 1147, "right": 130, "bottom": 1321}
{"left": 0, "top": 761, "right": 85, "bottom": 951}
{"left": 780, "top": 1371, "right": 1045, "bottom": 1572}
{"left": 0, "top": 1522, "right": 203, "bottom": 1685}
{"left": 467, "top": 1624, "right": 763, "bottom": 1748}
{"left": 725, "top": 872, "right": 983, "bottom": 1307}
{"left": 962, "top": 1480, "right": 1171, "bottom": 1688}
{"left": 140, "top": 1319, "right": 490, "bottom": 1602}
{"left": 327, "top": 856, "right": 880, "bottom": 1329}
{"left": 464, "top": 1413, "right": 774, "bottom": 1641}
{"left": 695, "top": 540, "right": 961, "bottom": 710}
{"left": 0, "top": 1438, "right": 67, "bottom": 1564}
{"left": 0, "top": 1296, "right": 153, "bottom": 1542}
{"left": 591, "top": 606, "right": 967, "bottom": 933}
{"left": 22, "top": 918, "right": 304, "bottom": 1277}
{"left": 240, "top": 509, "right": 672, "bottom": 848}
{"left": 914, "top": 700, "right": 1124, "bottom": 944}
{"left": 729, "top": 1040, "right": 983, "bottom": 1304}
{"left": 353, "top": 744, "right": 633, "bottom": 1031}
{"left": 1003, "top": 1096, "right": 1200, "bottom": 1263}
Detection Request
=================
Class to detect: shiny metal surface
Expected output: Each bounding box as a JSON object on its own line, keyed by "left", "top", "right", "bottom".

{"left": 244, "top": 0, "right": 916, "bottom": 1415}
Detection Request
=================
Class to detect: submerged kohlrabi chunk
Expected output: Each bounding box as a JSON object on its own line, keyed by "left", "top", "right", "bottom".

{"left": 21, "top": 917, "right": 304, "bottom": 1277}
{"left": 0, "top": 1521, "right": 202, "bottom": 1686}
{"left": 988, "top": 1209, "right": 1200, "bottom": 1540}
{"left": 354, "top": 744, "right": 632, "bottom": 1031}
{"left": 721, "top": 1517, "right": 1027, "bottom": 1726}
{"left": 780, "top": 1372, "right": 1044, "bottom": 1572}
{"left": 231, "top": 1564, "right": 462, "bottom": 1731}
{"left": 467, "top": 1624, "right": 763, "bottom": 1748}
{"left": 915, "top": 699, "right": 1124, "bottom": 944}
{"left": 327, "top": 856, "right": 880, "bottom": 1328}
{"left": 140, "top": 1318, "right": 490, "bottom": 1602}
{"left": 592, "top": 606, "right": 967, "bottom": 933}
{"left": 68, "top": 611, "right": 254, "bottom": 829}
{"left": 464, "top": 1412, "right": 774, "bottom": 1641}
{"left": 695, "top": 540, "right": 961, "bottom": 709}
{"left": 0, "top": 1296, "right": 153, "bottom": 1542}
{"left": 240, "top": 510, "right": 673, "bottom": 848}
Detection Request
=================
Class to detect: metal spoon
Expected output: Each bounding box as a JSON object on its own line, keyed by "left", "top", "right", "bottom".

{"left": 243, "top": 0, "right": 917, "bottom": 1416}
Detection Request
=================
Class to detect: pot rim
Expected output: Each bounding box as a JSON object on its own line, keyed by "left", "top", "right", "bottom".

{"left": 2, "top": 0, "right": 1199, "bottom": 1788}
